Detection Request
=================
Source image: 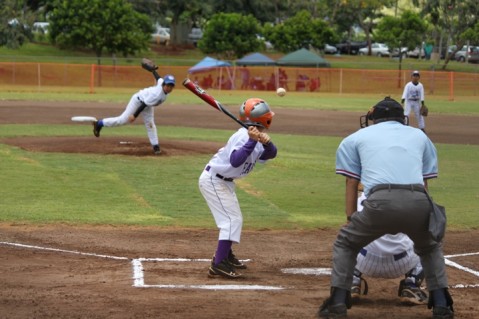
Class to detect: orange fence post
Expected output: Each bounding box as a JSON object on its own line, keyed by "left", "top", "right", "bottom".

{"left": 449, "top": 72, "right": 454, "bottom": 101}
{"left": 89, "top": 64, "right": 95, "bottom": 94}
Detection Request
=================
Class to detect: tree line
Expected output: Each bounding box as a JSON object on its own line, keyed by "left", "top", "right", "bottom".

{"left": 1, "top": 0, "right": 479, "bottom": 70}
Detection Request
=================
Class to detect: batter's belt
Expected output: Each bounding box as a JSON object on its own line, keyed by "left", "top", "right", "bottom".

{"left": 205, "top": 165, "right": 234, "bottom": 182}
{"left": 369, "top": 183, "right": 425, "bottom": 195}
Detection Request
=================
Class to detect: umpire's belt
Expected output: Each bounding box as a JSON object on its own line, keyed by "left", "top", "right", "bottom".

{"left": 370, "top": 184, "right": 425, "bottom": 195}
{"left": 360, "top": 248, "right": 408, "bottom": 261}
{"left": 205, "top": 165, "right": 234, "bottom": 182}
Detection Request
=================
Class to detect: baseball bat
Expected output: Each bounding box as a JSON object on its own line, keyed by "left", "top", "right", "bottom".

{"left": 182, "top": 78, "right": 248, "bottom": 129}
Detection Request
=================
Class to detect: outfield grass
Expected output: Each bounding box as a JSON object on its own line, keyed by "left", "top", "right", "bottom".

{"left": 0, "top": 124, "right": 478, "bottom": 230}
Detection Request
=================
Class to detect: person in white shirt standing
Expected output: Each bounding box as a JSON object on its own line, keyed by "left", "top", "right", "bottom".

{"left": 401, "top": 70, "right": 426, "bottom": 133}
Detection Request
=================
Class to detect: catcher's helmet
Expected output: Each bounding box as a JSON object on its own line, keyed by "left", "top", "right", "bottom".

{"left": 163, "top": 75, "right": 176, "bottom": 86}
{"left": 239, "top": 98, "right": 274, "bottom": 128}
{"left": 360, "top": 96, "right": 407, "bottom": 128}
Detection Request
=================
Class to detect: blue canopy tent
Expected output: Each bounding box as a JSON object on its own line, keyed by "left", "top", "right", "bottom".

{"left": 236, "top": 52, "right": 276, "bottom": 66}
{"left": 188, "top": 56, "right": 234, "bottom": 90}
{"left": 188, "top": 56, "right": 231, "bottom": 73}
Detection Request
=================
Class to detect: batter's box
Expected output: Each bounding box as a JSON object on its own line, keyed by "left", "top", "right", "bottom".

{"left": 444, "top": 252, "right": 479, "bottom": 289}
{"left": 131, "top": 258, "right": 284, "bottom": 290}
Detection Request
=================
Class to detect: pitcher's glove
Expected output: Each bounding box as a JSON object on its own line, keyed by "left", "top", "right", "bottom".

{"left": 420, "top": 105, "right": 429, "bottom": 117}
{"left": 141, "top": 58, "right": 158, "bottom": 72}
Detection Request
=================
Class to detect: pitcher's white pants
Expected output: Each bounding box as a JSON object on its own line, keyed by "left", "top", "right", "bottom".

{"left": 101, "top": 93, "right": 159, "bottom": 146}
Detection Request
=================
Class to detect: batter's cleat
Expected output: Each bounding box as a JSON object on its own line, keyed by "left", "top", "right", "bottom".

{"left": 398, "top": 279, "right": 428, "bottom": 305}
{"left": 227, "top": 250, "right": 247, "bottom": 269}
{"left": 92, "top": 121, "right": 102, "bottom": 137}
{"left": 153, "top": 145, "right": 161, "bottom": 155}
{"left": 208, "top": 258, "right": 242, "bottom": 279}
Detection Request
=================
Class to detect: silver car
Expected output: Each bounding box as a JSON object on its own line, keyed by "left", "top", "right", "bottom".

{"left": 359, "top": 43, "right": 389, "bottom": 57}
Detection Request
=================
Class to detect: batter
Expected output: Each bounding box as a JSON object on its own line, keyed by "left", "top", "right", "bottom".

{"left": 199, "top": 98, "right": 277, "bottom": 279}
{"left": 92, "top": 70, "right": 175, "bottom": 154}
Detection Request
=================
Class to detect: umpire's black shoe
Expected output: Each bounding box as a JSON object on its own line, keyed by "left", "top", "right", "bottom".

{"left": 317, "top": 298, "right": 347, "bottom": 318}
{"left": 153, "top": 145, "right": 161, "bottom": 155}
{"left": 227, "top": 250, "right": 247, "bottom": 269}
{"left": 432, "top": 306, "right": 454, "bottom": 319}
{"left": 208, "top": 258, "right": 242, "bottom": 279}
{"left": 92, "top": 121, "right": 102, "bottom": 137}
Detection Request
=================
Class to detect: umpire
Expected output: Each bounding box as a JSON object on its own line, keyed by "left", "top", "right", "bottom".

{"left": 318, "top": 97, "right": 454, "bottom": 319}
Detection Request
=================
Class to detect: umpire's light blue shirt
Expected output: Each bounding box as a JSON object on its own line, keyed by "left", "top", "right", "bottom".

{"left": 336, "top": 121, "right": 438, "bottom": 196}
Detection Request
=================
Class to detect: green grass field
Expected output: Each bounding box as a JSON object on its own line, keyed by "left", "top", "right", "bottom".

{"left": 1, "top": 91, "right": 478, "bottom": 230}
{"left": 1, "top": 44, "right": 478, "bottom": 231}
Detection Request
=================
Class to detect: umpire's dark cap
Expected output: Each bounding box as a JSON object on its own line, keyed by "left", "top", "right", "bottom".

{"left": 369, "top": 97, "right": 405, "bottom": 124}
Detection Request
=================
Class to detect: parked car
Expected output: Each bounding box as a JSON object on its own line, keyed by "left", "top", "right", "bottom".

{"left": 390, "top": 47, "right": 408, "bottom": 58}
{"left": 359, "top": 43, "right": 390, "bottom": 57}
{"left": 188, "top": 28, "right": 203, "bottom": 46}
{"left": 335, "top": 40, "right": 368, "bottom": 55}
{"left": 468, "top": 49, "right": 479, "bottom": 63}
{"left": 455, "top": 45, "right": 479, "bottom": 62}
{"left": 324, "top": 44, "right": 338, "bottom": 54}
{"left": 407, "top": 47, "right": 425, "bottom": 59}
{"left": 151, "top": 26, "right": 170, "bottom": 45}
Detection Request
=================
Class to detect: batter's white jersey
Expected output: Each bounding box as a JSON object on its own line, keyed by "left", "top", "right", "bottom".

{"left": 401, "top": 81, "right": 426, "bottom": 129}
{"left": 101, "top": 78, "right": 168, "bottom": 146}
{"left": 356, "top": 193, "right": 420, "bottom": 278}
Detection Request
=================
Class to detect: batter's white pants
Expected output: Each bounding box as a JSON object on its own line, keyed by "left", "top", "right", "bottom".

{"left": 199, "top": 170, "right": 242, "bottom": 243}
{"left": 404, "top": 101, "right": 425, "bottom": 129}
{"left": 101, "top": 93, "right": 159, "bottom": 146}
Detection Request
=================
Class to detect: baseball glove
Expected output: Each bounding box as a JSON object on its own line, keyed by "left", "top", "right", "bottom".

{"left": 141, "top": 58, "right": 158, "bottom": 72}
{"left": 420, "top": 105, "right": 429, "bottom": 117}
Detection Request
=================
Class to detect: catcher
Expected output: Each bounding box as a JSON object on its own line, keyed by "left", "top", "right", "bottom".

{"left": 401, "top": 70, "right": 428, "bottom": 134}
{"left": 92, "top": 58, "right": 175, "bottom": 154}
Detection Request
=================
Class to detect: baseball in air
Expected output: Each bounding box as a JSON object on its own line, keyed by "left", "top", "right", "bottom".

{"left": 276, "top": 87, "right": 286, "bottom": 97}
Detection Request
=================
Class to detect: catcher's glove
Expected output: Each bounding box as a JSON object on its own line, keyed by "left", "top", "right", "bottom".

{"left": 420, "top": 105, "right": 429, "bottom": 117}
{"left": 141, "top": 58, "right": 158, "bottom": 72}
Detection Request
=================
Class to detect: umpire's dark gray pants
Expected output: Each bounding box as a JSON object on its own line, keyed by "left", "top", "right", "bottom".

{"left": 331, "top": 187, "right": 448, "bottom": 292}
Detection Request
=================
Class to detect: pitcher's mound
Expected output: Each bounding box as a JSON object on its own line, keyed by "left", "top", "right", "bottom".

{"left": 1, "top": 137, "right": 222, "bottom": 157}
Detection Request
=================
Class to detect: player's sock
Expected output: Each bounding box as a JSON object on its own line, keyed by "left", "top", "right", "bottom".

{"left": 214, "top": 240, "right": 232, "bottom": 266}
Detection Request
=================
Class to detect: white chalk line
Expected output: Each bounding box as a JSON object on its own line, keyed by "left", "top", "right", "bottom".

{"left": 132, "top": 258, "right": 284, "bottom": 290}
{"left": 0, "top": 241, "right": 128, "bottom": 260}
{"left": 2, "top": 241, "right": 478, "bottom": 290}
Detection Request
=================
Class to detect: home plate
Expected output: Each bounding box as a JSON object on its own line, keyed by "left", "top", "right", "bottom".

{"left": 119, "top": 141, "right": 133, "bottom": 145}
